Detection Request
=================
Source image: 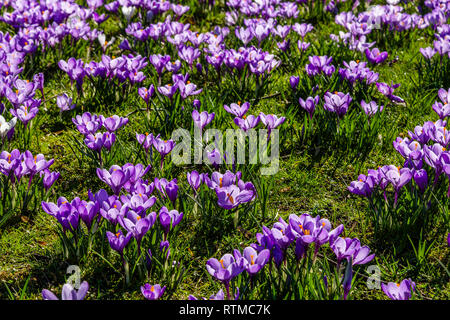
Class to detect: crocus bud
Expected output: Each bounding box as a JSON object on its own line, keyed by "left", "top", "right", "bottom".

{"left": 290, "top": 76, "right": 299, "bottom": 90}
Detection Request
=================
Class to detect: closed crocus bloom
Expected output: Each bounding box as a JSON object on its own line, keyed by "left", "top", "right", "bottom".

{"left": 192, "top": 109, "right": 215, "bottom": 130}
{"left": 224, "top": 101, "right": 250, "bottom": 118}
{"left": 413, "top": 169, "right": 428, "bottom": 193}
{"left": 299, "top": 96, "right": 319, "bottom": 119}
{"left": 106, "top": 229, "right": 132, "bottom": 253}
{"left": 342, "top": 258, "right": 353, "bottom": 300}
{"left": 207, "top": 148, "right": 222, "bottom": 168}
{"left": 42, "top": 281, "right": 89, "bottom": 300}
{"left": 424, "top": 143, "right": 446, "bottom": 181}
{"left": 381, "top": 278, "right": 416, "bottom": 300}
{"left": 40, "top": 169, "right": 60, "bottom": 192}
{"left": 289, "top": 76, "right": 299, "bottom": 90}
{"left": 187, "top": 170, "right": 203, "bottom": 192}
{"left": 141, "top": 284, "right": 166, "bottom": 300}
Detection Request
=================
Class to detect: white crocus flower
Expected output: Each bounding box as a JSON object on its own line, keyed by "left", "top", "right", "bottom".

{"left": 98, "top": 33, "right": 115, "bottom": 51}
{"left": 0, "top": 115, "right": 17, "bottom": 138}
{"left": 121, "top": 6, "right": 136, "bottom": 23}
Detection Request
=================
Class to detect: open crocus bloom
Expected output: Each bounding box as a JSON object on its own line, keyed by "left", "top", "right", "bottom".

{"left": 42, "top": 281, "right": 89, "bottom": 300}
{"left": 381, "top": 278, "right": 416, "bottom": 300}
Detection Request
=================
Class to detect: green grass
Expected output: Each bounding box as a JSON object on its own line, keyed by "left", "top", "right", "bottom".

{"left": 0, "top": 0, "right": 449, "bottom": 300}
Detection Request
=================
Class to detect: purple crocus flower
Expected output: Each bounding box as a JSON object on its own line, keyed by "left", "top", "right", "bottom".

{"left": 157, "top": 83, "right": 178, "bottom": 100}
{"left": 153, "top": 137, "right": 175, "bottom": 169}
{"left": 365, "top": 48, "right": 388, "bottom": 64}
{"left": 361, "top": 100, "right": 383, "bottom": 117}
{"left": 384, "top": 166, "right": 413, "bottom": 205}
{"left": 413, "top": 169, "right": 428, "bottom": 193}
{"left": 420, "top": 47, "right": 436, "bottom": 60}
{"left": 141, "top": 284, "right": 166, "bottom": 300}
{"left": 376, "top": 82, "right": 404, "bottom": 103}
{"left": 159, "top": 206, "right": 183, "bottom": 237}
{"left": 234, "top": 247, "right": 270, "bottom": 276}
{"left": 42, "top": 281, "right": 89, "bottom": 300}
{"left": 136, "top": 132, "right": 154, "bottom": 155}
{"left": 234, "top": 115, "right": 260, "bottom": 132}
{"left": 154, "top": 177, "right": 179, "bottom": 203}
{"left": 348, "top": 174, "right": 375, "bottom": 197}
{"left": 119, "top": 210, "right": 156, "bottom": 252}
{"left": 206, "top": 253, "right": 245, "bottom": 298}
{"left": 96, "top": 165, "right": 131, "bottom": 195}
{"left": 224, "top": 102, "right": 250, "bottom": 118}
{"left": 330, "top": 237, "right": 359, "bottom": 266}
{"left": 381, "top": 279, "right": 416, "bottom": 300}
{"left": 187, "top": 170, "right": 203, "bottom": 193}
{"left": 40, "top": 169, "right": 60, "bottom": 192}
{"left": 259, "top": 113, "right": 286, "bottom": 137}
{"left": 299, "top": 96, "right": 319, "bottom": 119}
{"left": 323, "top": 91, "right": 352, "bottom": 118}
{"left": 432, "top": 101, "right": 450, "bottom": 119}
{"left": 56, "top": 93, "right": 76, "bottom": 112}
{"left": 106, "top": 229, "right": 132, "bottom": 254}
{"left": 138, "top": 85, "right": 155, "bottom": 109}
{"left": 23, "top": 150, "right": 54, "bottom": 177}
{"left": 178, "top": 45, "right": 201, "bottom": 67}
{"left": 149, "top": 54, "right": 171, "bottom": 76}
{"left": 42, "top": 197, "right": 81, "bottom": 233}
{"left": 289, "top": 76, "right": 299, "bottom": 90}
{"left": 72, "top": 112, "right": 103, "bottom": 136}
{"left": 101, "top": 115, "right": 128, "bottom": 132}
{"left": 192, "top": 110, "right": 214, "bottom": 130}
{"left": 178, "top": 81, "right": 202, "bottom": 100}
{"left": 215, "top": 183, "right": 255, "bottom": 210}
